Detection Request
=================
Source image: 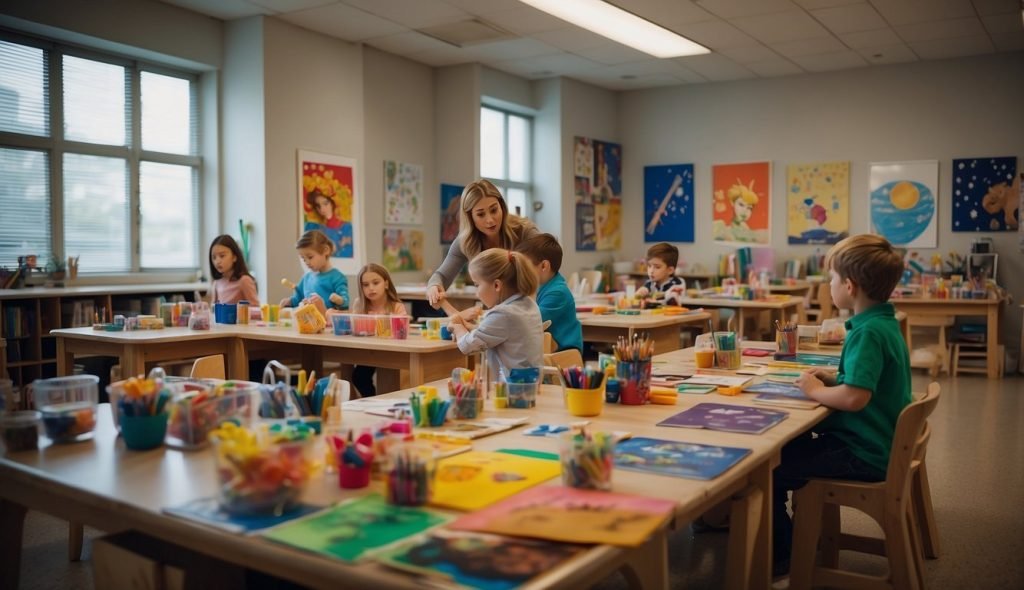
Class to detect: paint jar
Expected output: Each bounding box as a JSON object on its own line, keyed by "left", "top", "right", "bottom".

{"left": 237, "top": 300, "right": 250, "bottom": 325}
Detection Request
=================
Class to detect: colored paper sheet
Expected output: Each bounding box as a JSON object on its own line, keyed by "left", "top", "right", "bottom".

{"left": 163, "top": 498, "right": 324, "bottom": 534}
{"left": 657, "top": 403, "right": 787, "bottom": 435}
{"left": 430, "top": 451, "right": 561, "bottom": 511}
{"left": 614, "top": 437, "right": 751, "bottom": 480}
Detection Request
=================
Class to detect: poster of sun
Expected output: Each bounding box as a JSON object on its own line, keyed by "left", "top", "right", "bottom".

{"left": 384, "top": 160, "right": 423, "bottom": 225}
{"left": 573, "top": 136, "right": 622, "bottom": 251}
{"left": 383, "top": 228, "right": 423, "bottom": 272}
{"left": 440, "top": 183, "right": 464, "bottom": 245}
{"left": 298, "top": 150, "right": 361, "bottom": 275}
{"left": 644, "top": 164, "right": 694, "bottom": 243}
{"left": 712, "top": 161, "right": 771, "bottom": 245}
{"left": 786, "top": 161, "right": 850, "bottom": 245}
{"left": 869, "top": 160, "right": 938, "bottom": 248}
{"left": 952, "top": 157, "right": 1019, "bottom": 232}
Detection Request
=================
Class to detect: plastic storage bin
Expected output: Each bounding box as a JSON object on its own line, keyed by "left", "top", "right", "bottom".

{"left": 165, "top": 382, "right": 258, "bottom": 450}
{"left": 350, "top": 314, "right": 378, "bottom": 337}
{"left": 33, "top": 375, "right": 99, "bottom": 443}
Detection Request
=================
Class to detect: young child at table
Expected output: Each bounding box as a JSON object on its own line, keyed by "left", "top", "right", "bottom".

{"left": 634, "top": 242, "right": 685, "bottom": 304}
{"left": 280, "top": 229, "right": 349, "bottom": 311}
{"left": 209, "top": 235, "right": 259, "bottom": 305}
{"left": 774, "top": 234, "right": 911, "bottom": 577}
{"left": 351, "top": 263, "right": 407, "bottom": 397}
{"left": 447, "top": 248, "right": 543, "bottom": 376}
{"left": 514, "top": 233, "right": 582, "bottom": 353}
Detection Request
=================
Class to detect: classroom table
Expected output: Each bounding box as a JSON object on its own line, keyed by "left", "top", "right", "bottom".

{"left": 890, "top": 296, "right": 1003, "bottom": 378}
{"left": 674, "top": 296, "right": 806, "bottom": 339}
{"left": 577, "top": 310, "right": 712, "bottom": 353}
{"left": 394, "top": 284, "right": 480, "bottom": 311}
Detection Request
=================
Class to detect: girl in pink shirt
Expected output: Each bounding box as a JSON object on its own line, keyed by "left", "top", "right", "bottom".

{"left": 209, "top": 235, "right": 259, "bottom": 305}
{"left": 351, "top": 263, "right": 407, "bottom": 396}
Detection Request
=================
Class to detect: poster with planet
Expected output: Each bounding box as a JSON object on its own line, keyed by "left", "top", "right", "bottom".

{"left": 786, "top": 161, "right": 850, "bottom": 245}
{"left": 644, "top": 164, "right": 694, "bottom": 243}
{"left": 951, "top": 157, "right": 1018, "bottom": 232}
{"left": 869, "top": 161, "right": 938, "bottom": 248}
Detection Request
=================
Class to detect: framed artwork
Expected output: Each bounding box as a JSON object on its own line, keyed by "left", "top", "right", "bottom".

{"left": 952, "top": 157, "right": 1019, "bottom": 232}
{"left": 573, "top": 136, "right": 622, "bottom": 251}
{"left": 298, "top": 150, "right": 362, "bottom": 275}
{"left": 869, "top": 160, "right": 938, "bottom": 248}
{"left": 786, "top": 161, "right": 850, "bottom": 245}
{"left": 712, "top": 161, "right": 771, "bottom": 245}
{"left": 383, "top": 160, "right": 423, "bottom": 225}
{"left": 440, "top": 183, "right": 463, "bottom": 245}
{"left": 383, "top": 228, "right": 423, "bottom": 272}
{"left": 644, "top": 164, "right": 694, "bottom": 243}
{"left": 967, "top": 253, "right": 998, "bottom": 283}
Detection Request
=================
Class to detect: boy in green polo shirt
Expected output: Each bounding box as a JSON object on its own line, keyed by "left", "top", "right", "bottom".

{"left": 773, "top": 234, "right": 912, "bottom": 578}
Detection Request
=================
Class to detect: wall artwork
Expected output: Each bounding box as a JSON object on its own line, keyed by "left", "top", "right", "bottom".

{"left": 574, "top": 136, "right": 622, "bottom": 251}
{"left": 439, "top": 183, "right": 464, "bottom": 245}
{"left": 786, "top": 161, "right": 850, "bottom": 245}
{"left": 298, "top": 150, "right": 362, "bottom": 275}
{"left": 952, "top": 157, "right": 1019, "bottom": 232}
{"left": 869, "top": 160, "right": 938, "bottom": 248}
{"left": 382, "top": 228, "right": 423, "bottom": 272}
{"left": 383, "top": 160, "right": 423, "bottom": 225}
{"left": 711, "top": 161, "right": 771, "bottom": 245}
{"left": 644, "top": 164, "right": 694, "bottom": 243}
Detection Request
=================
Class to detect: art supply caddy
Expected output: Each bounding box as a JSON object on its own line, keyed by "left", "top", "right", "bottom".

{"left": 260, "top": 360, "right": 349, "bottom": 434}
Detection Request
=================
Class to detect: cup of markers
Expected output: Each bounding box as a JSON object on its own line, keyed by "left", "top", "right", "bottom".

{"left": 561, "top": 366, "right": 606, "bottom": 417}
{"left": 560, "top": 429, "right": 615, "bottom": 491}
{"left": 410, "top": 386, "right": 450, "bottom": 427}
{"left": 385, "top": 442, "right": 436, "bottom": 506}
{"left": 109, "top": 376, "right": 173, "bottom": 450}
{"left": 448, "top": 368, "right": 481, "bottom": 420}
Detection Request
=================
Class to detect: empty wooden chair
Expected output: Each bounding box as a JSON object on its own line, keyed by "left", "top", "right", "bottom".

{"left": 789, "top": 382, "right": 940, "bottom": 590}
{"left": 578, "top": 270, "right": 604, "bottom": 295}
{"left": 544, "top": 348, "right": 584, "bottom": 371}
{"left": 190, "top": 355, "right": 226, "bottom": 380}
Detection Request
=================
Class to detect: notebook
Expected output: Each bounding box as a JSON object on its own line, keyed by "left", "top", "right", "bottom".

{"left": 657, "top": 403, "right": 788, "bottom": 435}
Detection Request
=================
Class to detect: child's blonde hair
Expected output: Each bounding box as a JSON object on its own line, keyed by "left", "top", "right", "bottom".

{"left": 355, "top": 263, "right": 402, "bottom": 314}
{"left": 826, "top": 234, "right": 903, "bottom": 303}
{"left": 469, "top": 248, "right": 538, "bottom": 300}
{"left": 457, "top": 179, "right": 536, "bottom": 259}
{"left": 296, "top": 229, "right": 334, "bottom": 255}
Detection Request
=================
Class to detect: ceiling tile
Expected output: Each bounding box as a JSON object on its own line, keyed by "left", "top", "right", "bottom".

{"left": 250, "top": 0, "right": 337, "bottom": 12}
{"left": 980, "top": 12, "right": 1024, "bottom": 35}
{"left": 673, "top": 64, "right": 709, "bottom": 83}
{"left": 412, "top": 44, "right": 473, "bottom": 66}
{"left": 745, "top": 58, "right": 805, "bottom": 76}
{"left": 675, "top": 52, "right": 757, "bottom": 80}
{"left": 789, "top": 49, "right": 867, "bottom": 71}
{"left": 160, "top": 0, "right": 273, "bottom": 19}
{"left": 364, "top": 30, "right": 456, "bottom": 55}
{"left": 499, "top": 52, "right": 604, "bottom": 77}
{"left": 279, "top": 2, "right": 405, "bottom": 40}
{"left": 732, "top": 9, "right": 833, "bottom": 43}
{"left": 478, "top": 6, "right": 569, "bottom": 35}
{"left": 673, "top": 19, "right": 759, "bottom": 48}
{"left": 598, "top": 59, "right": 687, "bottom": 77}
{"left": 460, "top": 38, "right": 562, "bottom": 61}
{"left": 870, "top": 0, "right": 976, "bottom": 26}
{"left": 531, "top": 28, "right": 611, "bottom": 52}
{"left": 441, "top": 0, "right": 523, "bottom": 13}
{"left": 717, "top": 44, "right": 784, "bottom": 63}
{"left": 837, "top": 27, "right": 903, "bottom": 48}
{"left": 855, "top": 43, "right": 919, "bottom": 64}
{"left": 770, "top": 35, "right": 846, "bottom": 57}
{"left": 793, "top": 0, "right": 868, "bottom": 8}
{"left": 572, "top": 42, "right": 656, "bottom": 65}
{"left": 969, "top": 0, "right": 1020, "bottom": 16}
{"left": 908, "top": 34, "right": 996, "bottom": 59}
{"left": 990, "top": 31, "right": 1024, "bottom": 51}
{"left": 896, "top": 17, "right": 986, "bottom": 43}
{"left": 810, "top": 3, "right": 887, "bottom": 33}
{"left": 696, "top": 0, "right": 802, "bottom": 19}
{"left": 342, "top": 0, "right": 469, "bottom": 29}
{"left": 611, "top": 0, "right": 718, "bottom": 25}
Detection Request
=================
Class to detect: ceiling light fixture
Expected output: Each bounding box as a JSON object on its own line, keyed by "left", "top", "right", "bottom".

{"left": 517, "top": 0, "right": 709, "bottom": 58}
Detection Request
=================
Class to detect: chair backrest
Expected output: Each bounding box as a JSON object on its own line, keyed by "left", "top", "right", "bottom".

{"left": 816, "top": 282, "right": 835, "bottom": 321}
{"left": 544, "top": 348, "right": 584, "bottom": 371}
{"left": 542, "top": 332, "right": 556, "bottom": 354}
{"left": 579, "top": 270, "right": 603, "bottom": 295}
{"left": 190, "top": 355, "right": 226, "bottom": 380}
{"left": 885, "top": 382, "right": 940, "bottom": 495}
{"left": 567, "top": 272, "right": 580, "bottom": 294}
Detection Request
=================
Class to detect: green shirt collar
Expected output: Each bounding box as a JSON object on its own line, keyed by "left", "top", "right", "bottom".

{"left": 845, "top": 302, "right": 895, "bottom": 331}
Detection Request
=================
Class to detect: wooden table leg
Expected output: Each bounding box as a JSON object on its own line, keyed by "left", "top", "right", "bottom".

{"left": 747, "top": 458, "right": 774, "bottom": 590}
{"left": 68, "top": 521, "right": 83, "bottom": 561}
{"left": 619, "top": 527, "right": 669, "bottom": 590}
{"left": 57, "top": 337, "right": 74, "bottom": 376}
{"left": 987, "top": 303, "right": 999, "bottom": 378}
{"left": 226, "top": 337, "right": 248, "bottom": 380}
{"left": 121, "top": 344, "right": 145, "bottom": 380}
{"left": 725, "top": 484, "right": 764, "bottom": 590}
{"left": 0, "top": 498, "right": 27, "bottom": 590}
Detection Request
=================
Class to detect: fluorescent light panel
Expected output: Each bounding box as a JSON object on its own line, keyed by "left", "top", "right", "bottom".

{"left": 518, "top": 0, "right": 709, "bottom": 58}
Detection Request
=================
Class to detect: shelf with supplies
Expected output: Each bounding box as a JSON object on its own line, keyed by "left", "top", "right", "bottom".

{"left": 1, "top": 283, "right": 207, "bottom": 403}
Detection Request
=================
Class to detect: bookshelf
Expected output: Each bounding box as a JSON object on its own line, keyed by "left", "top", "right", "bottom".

{"left": 0, "top": 283, "right": 207, "bottom": 402}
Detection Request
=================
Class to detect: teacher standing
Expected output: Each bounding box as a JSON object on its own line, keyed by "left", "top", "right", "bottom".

{"left": 427, "top": 179, "right": 539, "bottom": 307}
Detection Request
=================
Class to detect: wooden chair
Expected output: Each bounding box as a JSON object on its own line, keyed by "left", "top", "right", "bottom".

{"left": 805, "top": 282, "right": 836, "bottom": 323}
{"left": 190, "top": 355, "right": 226, "bottom": 380}
{"left": 543, "top": 348, "right": 584, "bottom": 371}
{"left": 907, "top": 315, "right": 954, "bottom": 377}
{"left": 577, "top": 270, "right": 604, "bottom": 295}
{"left": 789, "top": 382, "right": 941, "bottom": 590}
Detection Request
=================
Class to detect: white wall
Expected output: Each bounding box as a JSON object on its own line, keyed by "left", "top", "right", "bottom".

{"left": 619, "top": 52, "right": 1024, "bottom": 348}
{"left": 531, "top": 78, "right": 562, "bottom": 242}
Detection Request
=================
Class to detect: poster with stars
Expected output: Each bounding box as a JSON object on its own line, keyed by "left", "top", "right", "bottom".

{"left": 952, "top": 157, "right": 1019, "bottom": 232}
{"left": 868, "top": 160, "right": 938, "bottom": 248}
{"left": 644, "top": 164, "right": 694, "bottom": 243}
{"left": 786, "top": 161, "right": 849, "bottom": 245}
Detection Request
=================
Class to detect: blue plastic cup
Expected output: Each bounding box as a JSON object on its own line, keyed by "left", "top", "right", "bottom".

{"left": 120, "top": 413, "right": 168, "bottom": 450}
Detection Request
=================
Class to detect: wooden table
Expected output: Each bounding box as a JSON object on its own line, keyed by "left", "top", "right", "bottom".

{"left": 675, "top": 296, "right": 806, "bottom": 339}
{"left": 891, "top": 297, "right": 1003, "bottom": 378}
{"left": 577, "top": 311, "right": 711, "bottom": 353}
{"left": 395, "top": 284, "right": 480, "bottom": 311}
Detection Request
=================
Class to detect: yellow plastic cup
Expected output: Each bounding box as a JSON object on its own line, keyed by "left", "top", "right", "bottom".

{"left": 565, "top": 384, "right": 605, "bottom": 417}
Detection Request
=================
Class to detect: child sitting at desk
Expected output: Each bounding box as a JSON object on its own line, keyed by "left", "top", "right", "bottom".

{"left": 447, "top": 248, "right": 543, "bottom": 377}
{"left": 635, "top": 242, "right": 685, "bottom": 305}
{"left": 209, "top": 235, "right": 259, "bottom": 305}
{"left": 514, "top": 233, "right": 582, "bottom": 353}
{"left": 775, "top": 234, "right": 911, "bottom": 577}
{"left": 280, "top": 229, "right": 349, "bottom": 312}
{"left": 351, "top": 263, "right": 407, "bottom": 397}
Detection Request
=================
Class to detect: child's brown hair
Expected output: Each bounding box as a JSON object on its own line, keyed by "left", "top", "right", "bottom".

{"left": 355, "top": 263, "right": 402, "bottom": 314}
{"left": 646, "top": 242, "right": 679, "bottom": 268}
{"left": 208, "top": 234, "right": 254, "bottom": 282}
{"left": 296, "top": 229, "right": 335, "bottom": 255}
{"left": 826, "top": 234, "right": 903, "bottom": 303}
{"left": 513, "top": 233, "right": 563, "bottom": 274}
{"left": 469, "top": 248, "right": 539, "bottom": 300}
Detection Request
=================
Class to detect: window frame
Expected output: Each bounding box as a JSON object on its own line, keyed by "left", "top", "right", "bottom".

{"left": 480, "top": 104, "right": 533, "bottom": 219}
{"left": 0, "top": 29, "right": 202, "bottom": 275}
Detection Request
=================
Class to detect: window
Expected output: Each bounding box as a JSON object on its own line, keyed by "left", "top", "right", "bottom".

{"left": 0, "top": 34, "right": 200, "bottom": 273}
{"left": 480, "top": 105, "right": 532, "bottom": 218}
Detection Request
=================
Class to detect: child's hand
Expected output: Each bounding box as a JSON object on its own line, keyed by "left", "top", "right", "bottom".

{"left": 809, "top": 368, "right": 837, "bottom": 386}
{"left": 279, "top": 296, "right": 292, "bottom": 308}
{"left": 328, "top": 293, "right": 345, "bottom": 307}
{"left": 458, "top": 306, "right": 481, "bottom": 323}
{"left": 795, "top": 371, "right": 825, "bottom": 395}
{"left": 635, "top": 286, "right": 649, "bottom": 298}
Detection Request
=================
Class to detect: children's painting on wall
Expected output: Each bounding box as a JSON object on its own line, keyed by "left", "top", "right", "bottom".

{"left": 573, "top": 136, "right": 622, "bottom": 251}
{"left": 298, "top": 150, "right": 362, "bottom": 275}
{"left": 440, "top": 183, "right": 464, "bottom": 245}
{"left": 786, "top": 161, "right": 850, "bottom": 245}
{"left": 952, "top": 157, "right": 1019, "bottom": 232}
{"left": 644, "top": 164, "right": 694, "bottom": 243}
{"left": 712, "top": 161, "right": 771, "bottom": 245}
{"left": 382, "top": 228, "right": 423, "bottom": 272}
{"left": 869, "top": 160, "right": 938, "bottom": 248}
{"left": 384, "top": 160, "right": 423, "bottom": 225}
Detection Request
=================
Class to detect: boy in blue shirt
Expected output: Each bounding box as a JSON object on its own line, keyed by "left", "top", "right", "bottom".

{"left": 773, "top": 234, "right": 912, "bottom": 577}
{"left": 514, "top": 234, "right": 583, "bottom": 353}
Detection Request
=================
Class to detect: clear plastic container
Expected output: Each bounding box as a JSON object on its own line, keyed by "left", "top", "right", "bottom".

{"left": 330, "top": 313, "right": 352, "bottom": 336}
{"left": 165, "top": 381, "right": 259, "bottom": 450}
{"left": 33, "top": 375, "right": 99, "bottom": 443}
{"left": 1, "top": 410, "right": 41, "bottom": 452}
{"left": 211, "top": 434, "right": 314, "bottom": 516}
{"left": 384, "top": 442, "right": 436, "bottom": 506}
{"left": 507, "top": 381, "right": 539, "bottom": 409}
{"left": 0, "top": 378, "right": 14, "bottom": 412}
{"left": 350, "top": 314, "right": 378, "bottom": 337}
{"left": 390, "top": 316, "right": 410, "bottom": 340}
